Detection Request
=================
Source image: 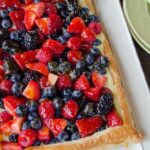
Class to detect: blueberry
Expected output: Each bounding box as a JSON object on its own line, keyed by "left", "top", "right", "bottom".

{"left": 97, "top": 56, "right": 109, "bottom": 67}
{"left": 53, "top": 98, "right": 64, "bottom": 110}
{"left": 55, "top": 109, "right": 62, "bottom": 118}
{"left": 89, "top": 15, "right": 99, "bottom": 22}
{"left": 98, "top": 122, "right": 107, "bottom": 132}
{"left": 90, "top": 47, "right": 100, "bottom": 56}
{"left": 85, "top": 54, "right": 94, "bottom": 66}
{"left": 26, "top": 101, "right": 38, "bottom": 113}
{"left": 57, "top": 58, "right": 67, "bottom": 63}
{"left": 0, "top": 29, "right": 9, "bottom": 41}
{"left": 63, "top": 31, "right": 71, "bottom": 39}
{"left": 57, "top": 35, "right": 67, "bottom": 44}
{"left": 30, "top": 118, "right": 42, "bottom": 130}
{"left": 71, "top": 132, "right": 80, "bottom": 140}
{"left": 83, "top": 103, "right": 96, "bottom": 117}
{"left": 16, "top": 104, "right": 27, "bottom": 117}
{"left": 27, "top": 112, "right": 38, "bottom": 121}
{"left": 61, "top": 10, "right": 68, "bottom": 18}
{"left": 77, "top": 112, "right": 86, "bottom": 119}
{"left": 9, "top": 134, "right": 18, "bottom": 143}
{"left": 62, "top": 97, "right": 70, "bottom": 103}
{"left": 0, "top": 99, "right": 4, "bottom": 109}
{"left": 49, "top": 138, "right": 58, "bottom": 144}
{"left": 10, "top": 31, "right": 22, "bottom": 41}
{"left": 48, "top": 61, "right": 58, "bottom": 74}
{"left": 93, "top": 39, "right": 101, "bottom": 46}
{"left": 69, "top": 69, "right": 81, "bottom": 81}
{"left": 66, "top": 121, "right": 77, "bottom": 133}
{"left": 61, "top": 88, "right": 73, "bottom": 98}
{"left": 71, "top": 90, "right": 83, "bottom": 99}
{"left": 84, "top": 70, "right": 92, "bottom": 80}
{"left": 12, "top": 83, "right": 24, "bottom": 97}
{"left": 1, "top": 19, "right": 12, "bottom": 29}
{"left": 0, "top": 9, "right": 9, "bottom": 18}
{"left": 22, "top": 121, "right": 31, "bottom": 130}
{"left": 99, "top": 66, "right": 107, "bottom": 75}
{"left": 57, "top": 131, "right": 69, "bottom": 142}
{"left": 58, "top": 61, "right": 71, "bottom": 73}
{"left": 10, "top": 74, "right": 22, "bottom": 83}
{"left": 56, "top": 2, "right": 66, "bottom": 10}
{"left": 77, "top": 98, "right": 87, "bottom": 110}
{"left": 76, "top": 60, "right": 87, "bottom": 70}
{"left": 34, "top": 0, "right": 41, "bottom": 3}
{"left": 80, "top": 7, "right": 89, "bottom": 15}
{"left": 33, "top": 140, "right": 41, "bottom": 146}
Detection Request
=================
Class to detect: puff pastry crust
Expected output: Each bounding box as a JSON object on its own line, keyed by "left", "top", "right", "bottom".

{"left": 0, "top": 0, "right": 143, "bottom": 149}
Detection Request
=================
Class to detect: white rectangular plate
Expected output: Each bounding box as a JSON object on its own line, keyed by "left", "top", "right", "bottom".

{"left": 93, "top": 0, "right": 150, "bottom": 150}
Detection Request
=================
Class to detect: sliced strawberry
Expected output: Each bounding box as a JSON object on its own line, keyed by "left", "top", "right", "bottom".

{"left": 35, "top": 18, "right": 49, "bottom": 35}
{"left": 42, "top": 39, "right": 65, "bottom": 57}
{"left": 76, "top": 116, "right": 103, "bottom": 138}
{"left": 9, "top": 10, "right": 25, "bottom": 30}
{"left": 45, "top": 2, "right": 57, "bottom": 15}
{"left": 84, "top": 88, "right": 100, "bottom": 102}
{"left": 3, "top": 96, "right": 26, "bottom": 116}
{"left": 67, "top": 50, "right": 83, "bottom": 65}
{"left": 74, "top": 74, "right": 90, "bottom": 91}
{"left": 23, "top": 80, "right": 41, "bottom": 101}
{"left": 25, "top": 2, "right": 46, "bottom": 18}
{"left": 106, "top": 109, "right": 123, "bottom": 127}
{"left": 48, "top": 14, "right": 63, "bottom": 34}
{"left": 66, "top": 37, "right": 81, "bottom": 50}
{"left": 88, "top": 22, "right": 102, "bottom": 35}
{"left": 0, "top": 141, "right": 23, "bottom": 150}
{"left": 67, "top": 17, "right": 86, "bottom": 34}
{"left": 0, "top": 120, "right": 12, "bottom": 134}
{"left": 0, "top": 79, "right": 12, "bottom": 94}
{"left": 48, "top": 73, "right": 58, "bottom": 86}
{"left": 38, "top": 100, "right": 55, "bottom": 120}
{"left": 57, "top": 74, "right": 73, "bottom": 90}
{"left": 24, "top": 10, "right": 37, "bottom": 31}
{"left": 11, "top": 117, "right": 25, "bottom": 134}
{"left": 0, "top": 111, "right": 13, "bottom": 123}
{"left": 36, "top": 48, "right": 53, "bottom": 63}
{"left": 39, "top": 76, "right": 49, "bottom": 88}
{"left": 18, "top": 129, "right": 37, "bottom": 148}
{"left": 44, "top": 118, "right": 67, "bottom": 137}
{"left": 26, "top": 62, "right": 49, "bottom": 75}
{"left": 81, "top": 28, "right": 96, "bottom": 45}
{"left": 92, "top": 72, "right": 107, "bottom": 90}
{"left": 62, "top": 100, "right": 79, "bottom": 119}
{"left": 38, "top": 126, "right": 51, "bottom": 142}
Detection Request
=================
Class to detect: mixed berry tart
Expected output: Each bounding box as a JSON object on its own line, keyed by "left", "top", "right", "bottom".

{"left": 0, "top": 0, "right": 142, "bottom": 149}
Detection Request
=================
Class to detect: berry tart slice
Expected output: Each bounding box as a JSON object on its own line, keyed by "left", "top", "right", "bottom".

{"left": 0, "top": 0, "right": 142, "bottom": 150}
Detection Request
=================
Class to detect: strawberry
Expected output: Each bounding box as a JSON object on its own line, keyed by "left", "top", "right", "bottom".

{"left": 45, "top": 2, "right": 57, "bottom": 15}
{"left": 42, "top": 39, "right": 65, "bottom": 57}
{"left": 3, "top": 96, "right": 26, "bottom": 116}
{"left": 84, "top": 88, "right": 100, "bottom": 102}
{"left": 44, "top": 118, "right": 67, "bottom": 137}
{"left": 0, "top": 111, "right": 13, "bottom": 123}
{"left": 36, "top": 48, "right": 53, "bottom": 63}
{"left": 81, "top": 28, "right": 96, "bottom": 45}
{"left": 23, "top": 80, "right": 41, "bottom": 101}
{"left": 62, "top": 100, "right": 79, "bottom": 119}
{"left": 88, "top": 22, "right": 102, "bottom": 35}
{"left": 39, "top": 76, "right": 49, "bottom": 88}
{"left": 23, "top": 0, "right": 33, "bottom": 5}
{"left": 48, "top": 73, "right": 58, "bottom": 86}
{"left": 35, "top": 18, "right": 49, "bottom": 35}
{"left": 0, "top": 141, "right": 23, "bottom": 150}
{"left": 92, "top": 72, "right": 107, "bottom": 90}
{"left": 106, "top": 109, "right": 123, "bottom": 127}
{"left": 9, "top": 10, "right": 25, "bottom": 30}
{"left": 25, "top": 62, "right": 49, "bottom": 75}
{"left": 24, "top": 10, "right": 37, "bottom": 31}
{"left": 67, "top": 50, "right": 83, "bottom": 65}
{"left": 57, "top": 74, "right": 73, "bottom": 90}
{"left": 0, "top": 79, "right": 12, "bottom": 94}
{"left": 18, "top": 129, "right": 37, "bottom": 148}
{"left": 74, "top": 74, "right": 90, "bottom": 91}
{"left": 0, "top": 120, "right": 13, "bottom": 134}
{"left": 48, "top": 14, "right": 63, "bottom": 34}
{"left": 1, "top": 0, "right": 22, "bottom": 8}
{"left": 25, "top": 2, "right": 46, "bottom": 18}
{"left": 66, "top": 37, "right": 81, "bottom": 50}
{"left": 38, "top": 100, "right": 55, "bottom": 120}
{"left": 38, "top": 126, "right": 51, "bottom": 142}
{"left": 76, "top": 116, "right": 103, "bottom": 138}
{"left": 67, "top": 17, "right": 86, "bottom": 34}
{"left": 0, "top": 61, "right": 5, "bottom": 76}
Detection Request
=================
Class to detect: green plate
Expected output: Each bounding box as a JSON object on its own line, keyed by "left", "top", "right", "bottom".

{"left": 123, "top": 0, "right": 150, "bottom": 53}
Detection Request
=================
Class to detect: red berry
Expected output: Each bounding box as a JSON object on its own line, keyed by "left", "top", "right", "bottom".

{"left": 0, "top": 79, "right": 13, "bottom": 94}
{"left": 23, "top": 0, "right": 33, "bottom": 5}
{"left": 67, "top": 50, "right": 83, "bottom": 65}
{"left": 101, "top": 87, "right": 112, "bottom": 95}
{"left": 81, "top": 28, "right": 96, "bottom": 45}
{"left": 39, "top": 76, "right": 49, "bottom": 89}
{"left": 18, "top": 129, "right": 37, "bottom": 148}
{"left": 0, "top": 111, "right": 13, "bottom": 123}
{"left": 76, "top": 116, "right": 103, "bottom": 138}
{"left": 38, "top": 100, "right": 55, "bottom": 120}
{"left": 106, "top": 109, "right": 123, "bottom": 127}
{"left": 74, "top": 74, "right": 90, "bottom": 91}
{"left": 0, "top": 141, "right": 23, "bottom": 150}
{"left": 66, "top": 37, "right": 81, "bottom": 50}
{"left": 88, "top": 22, "right": 102, "bottom": 34}
{"left": 48, "top": 14, "right": 63, "bottom": 34}
{"left": 57, "top": 74, "right": 73, "bottom": 90}
{"left": 62, "top": 100, "right": 79, "bottom": 119}
{"left": 36, "top": 48, "right": 52, "bottom": 63}
{"left": 67, "top": 17, "right": 86, "bottom": 34}
{"left": 45, "top": 2, "right": 57, "bottom": 15}
{"left": 0, "top": 60, "right": 4, "bottom": 76}
{"left": 0, "top": 120, "right": 12, "bottom": 134}
{"left": 84, "top": 88, "right": 100, "bottom": 102}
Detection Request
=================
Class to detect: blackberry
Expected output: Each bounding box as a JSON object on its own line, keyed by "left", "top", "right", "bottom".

{"left": 61, "top": 88, "right": 73, "bottom": 98}
{"left": 9, "top": 134, "right": 18, "bottom": 143}
{"left": 83, "top": 103, "right": 96, "bottom": 117}
{"left": 30, "top": 118, "right": 42, "bottom": 130}
{"left": 71, "top": 132, "right": 80, "bottom": 140}
{"left": 66, "top": 121, "right": 77, "bottom": 133}
{"left": 58, "top": 61, "right": 71, "bottom": 73}
{"left": 48, "top": 61, "right": 58, "bottom": 74}
{"left": 16, "top": 104, "right": 27, "bottom": 117}
{"left": 12, "top": 83, "right": 25, "bottom": 96}
{"left": 71, "top": 90, "right": 83, "bottom": 99}
{"left": 97, "top": 56, "right": 109, "bottom": 67}
{"left": 97, "top": 93, "right": 113, "bottom": 115}
{"left": 1, "top": 19, "right": 12, "bottom": 29}
{"left": 22, "top": 121, "right": 31, "bottom": 130}
{"left": 57, "top": 131, "right": 69, "bottom": 142}
{"left": 0, "top": 29, "right": 9, "bottom": 42}
{"left": 21, "top": 31, "right": 39, "bottom": 50}
{"left": 26, "top": 101, "right": 38, "bottom": 113}
{"left": 10, "top": 31, "right": 22, "bottom": 41}
{"left": 53, "top": 98, "right": 64, "bottom": 110}
{"left": 27, "top": 112, "right": 38, "bottom": 121}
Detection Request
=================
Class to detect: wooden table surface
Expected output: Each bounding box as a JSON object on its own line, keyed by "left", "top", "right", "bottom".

{"left": 120, "top": 0, "right": 150, "bottom": 88}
